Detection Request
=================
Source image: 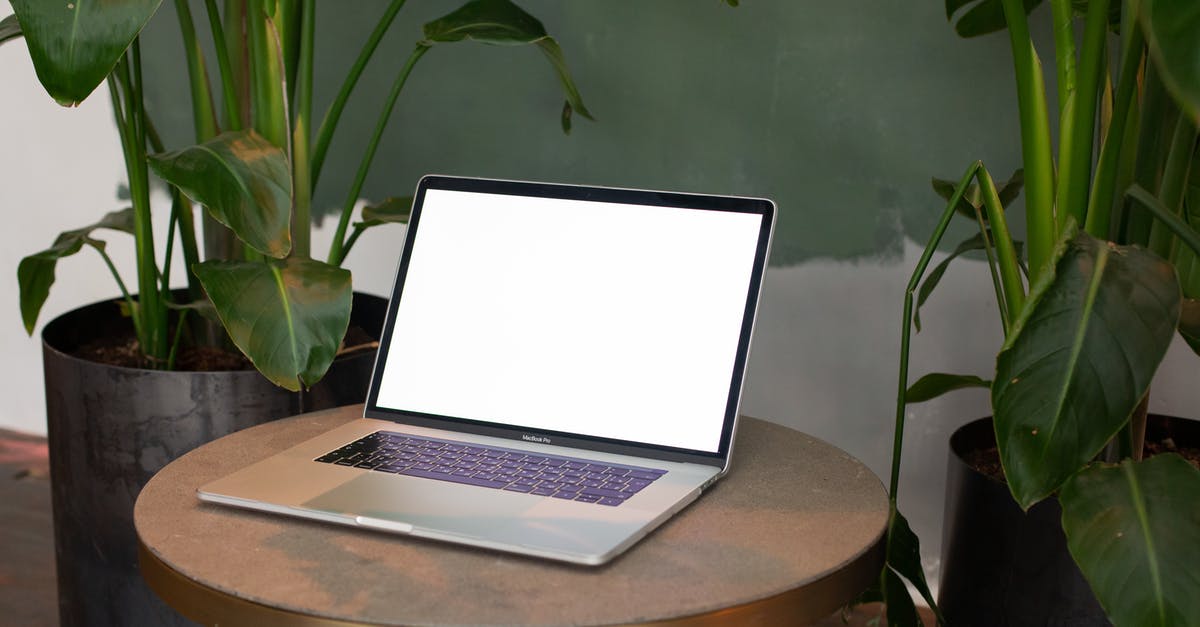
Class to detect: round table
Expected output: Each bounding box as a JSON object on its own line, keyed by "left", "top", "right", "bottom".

{"left": 134, "top": 405, "right": 887, "bottom": 626}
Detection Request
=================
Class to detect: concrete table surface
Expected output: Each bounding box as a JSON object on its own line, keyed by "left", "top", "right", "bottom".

{"left": 134, "top": 405, "right": 887, "bottom": 626}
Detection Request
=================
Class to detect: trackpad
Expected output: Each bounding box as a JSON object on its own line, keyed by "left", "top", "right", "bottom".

{"left": 303, "top": 472, "right": 530, "bottom": 534}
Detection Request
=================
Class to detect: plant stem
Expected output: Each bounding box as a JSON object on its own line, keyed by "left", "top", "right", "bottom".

{"left": 310, "top": 0, "right": 408, "bottom": 189}
{"left": 204, "top": 0, "right": 242, "bottom": 131}
{"left": 1058, "top": 0, "right": 1112, "bottom": 230}
{"left": 291, "top": 0, "right": 315, "bottom": 259}
{"left": 1129, "top": 392, "right": 1149, "bottom": 462}
{"left": 145, "top": 119, "right": 204, "bottom": 300}
{"left": 162, "top": 199, "right": 179, "bottom": 299}
{"left": 1126, "top": 63, "right": 1174, "bottom": 247}
{"left": 166, "top": 309, "right": 190, "bottom": 371}
{"left": 1049, "top": 0, "right": 1076, "bottom": 122}
{"left": 1087, "top": 23, "right": 1144, "bottom": 238}
{"left": 972, "top": 204, "right": 1011, "bottom": 333}
{"left": 1000, "top": 0, "right": 1057, "bottom": 283}
{"left": 248, "top": 0, "right": 288, "bottom": 149}
{"left": 271, "top": 0, "right": 299, "bottom": 104}
{"left": 328, "top": 44, "right": 429, "bottom": 266}
{"left": 891, "top": 161, "right": 981, "bottom": 499}
{"left": 1127, "top": 186, "right": 1200, "bottom": 257}
{"left": 117, "top": 44, "right": 167, "bottom": 363}
{"left": 224, "top": 0, "right": 251, "bottom": 129}
{"left": 174, "top": 0, "right": 219, "bottom": 141}
{"left": 339, "top": 224, "right": 368, "bottom": 262}
{"left": 1147, "top": 116, "right": 1197, "bottom": 258}
{"left": 979, "top": 168, "right": 1026, "bottom": 328}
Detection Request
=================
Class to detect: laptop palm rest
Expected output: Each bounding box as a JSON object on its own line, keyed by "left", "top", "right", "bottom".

{"left": 303, "top": 471, "right": 656, "bottom": 559}
{"left": 304, "top": 471, "right": 528, "bottom": 530}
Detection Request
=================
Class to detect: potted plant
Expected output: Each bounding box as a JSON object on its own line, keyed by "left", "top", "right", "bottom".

{"left": 3, "top": 0, "right": 591, "bottom": 624}
{"left": 868, "top": 0, "right": 1200, "bottom": 624}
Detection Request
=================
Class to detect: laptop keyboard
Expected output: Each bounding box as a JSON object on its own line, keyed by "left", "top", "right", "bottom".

{"left": 315, "top": 431, "right": 667, "bottom": 507}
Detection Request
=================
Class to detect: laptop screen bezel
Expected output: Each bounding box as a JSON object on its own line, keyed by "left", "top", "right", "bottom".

{"left": 363, "top": 175, "right": 775, "bottom": 468}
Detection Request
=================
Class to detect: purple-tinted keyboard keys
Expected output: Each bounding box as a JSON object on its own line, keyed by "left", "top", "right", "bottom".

{"left": 314, "top": 431, "right": 667, "bottom": 507}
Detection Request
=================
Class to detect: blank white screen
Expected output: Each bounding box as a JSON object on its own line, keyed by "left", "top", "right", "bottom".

{"left": 375, "top": 188, "right": 764, "bottom": 453}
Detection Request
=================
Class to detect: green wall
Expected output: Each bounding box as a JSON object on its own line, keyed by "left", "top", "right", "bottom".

{"left": 141, "top": 0, "right": 1029, "bottom": 266}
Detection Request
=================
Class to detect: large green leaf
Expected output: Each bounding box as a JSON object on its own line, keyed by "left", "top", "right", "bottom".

{"left": 0, "top": 14, "right": 22, "bottom": 46}
{"left": 945, "top": 0, "right": 1044, "bottom": 38}
{"left": 18, "top": 209, "right": 134, "bottom": 334}
{"left": 992, "top": 231, "right": 1180, "bottom": 508}
{"left": 10, "top": 0, "right": 161, "bottom": 106}
{"left": 193, "top": 259, "right": 351, "bottom": 391}
{"left": 1061, "top": 454, "right": 1200, "bottom": 627}
{"left": 1141, "top": 0, "right": 1200, "bottom": 124}
{"left": 149, "top": 130, "right": 292, "bottom": 258}
{"left": 422, "top": 0, "right": 594, "bottom": 133}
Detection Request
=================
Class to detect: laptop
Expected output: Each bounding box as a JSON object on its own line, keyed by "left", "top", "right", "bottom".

{"left": 199, "top": 175, "right": 776, "bottom": 565}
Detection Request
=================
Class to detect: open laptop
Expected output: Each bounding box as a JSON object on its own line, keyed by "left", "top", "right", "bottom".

{"left": 199, "top": 175, "right": 775, "bottom": 565}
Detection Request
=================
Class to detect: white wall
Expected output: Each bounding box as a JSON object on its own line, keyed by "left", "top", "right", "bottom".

{"left": 0, "top": 4, "right": 127, "bottom": 436}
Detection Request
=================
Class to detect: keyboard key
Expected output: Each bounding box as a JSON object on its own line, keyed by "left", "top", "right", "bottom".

{"left": 504, "top": 484, "right": 535, "bottom": 493}
{"left": 398, "top": 467, "right": 508, "bottom": 489}
{"left": 575, "top": 494, "right": 601, "bottom": 503}
{"left": 597, "top": 497, "right": 624, "bottom": 506}
{"left": 531, "top": 487, "right": 556, "bottom": 496}
{"left": 581, "top": 487, "right": 628, "bottom": 499}
{"left": 550, "top": 491, "right": 575, "bottom": 499}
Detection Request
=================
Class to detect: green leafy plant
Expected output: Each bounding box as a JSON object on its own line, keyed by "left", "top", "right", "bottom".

{"left": 876, "top": 0, "right": 1200, "bottom": 624}
{"left": 5, "top": 0, "right": 591, "bottom": 390}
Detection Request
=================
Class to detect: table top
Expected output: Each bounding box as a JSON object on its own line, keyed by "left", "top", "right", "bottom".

{"left": 134, "top": 405, "right": 887, "bottom": 626}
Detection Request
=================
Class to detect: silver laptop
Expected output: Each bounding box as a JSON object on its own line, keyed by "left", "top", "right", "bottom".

{"left": 199, "top": 175, "right": 776, "bottom": 565}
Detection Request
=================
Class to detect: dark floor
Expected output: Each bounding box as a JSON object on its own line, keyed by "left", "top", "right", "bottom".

{"left": 1, "top": 429, "right": 56, "bottom": 627}
{"left": 0, "top": 429, "right": 930, "bottom": 626}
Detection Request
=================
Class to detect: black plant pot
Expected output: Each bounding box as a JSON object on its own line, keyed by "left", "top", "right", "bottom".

{"left": 938, "top": 417, "right": 1110, "bottom": 626}
{"left": 42, "top": 292, "right": 386, "bottom": 627}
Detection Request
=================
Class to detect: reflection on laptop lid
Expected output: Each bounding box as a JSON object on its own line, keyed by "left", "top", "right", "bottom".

{"left": 365, "top": 176, "right": 774, "bottom": 462}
